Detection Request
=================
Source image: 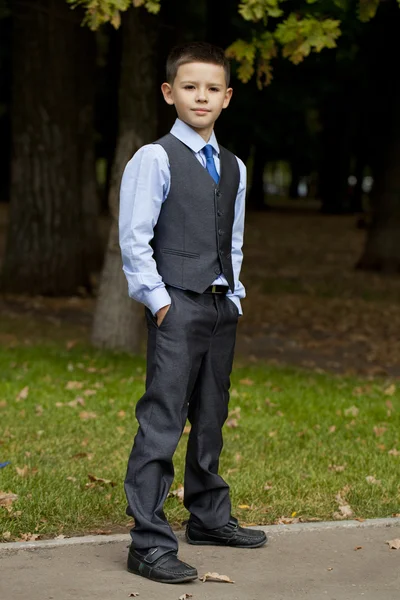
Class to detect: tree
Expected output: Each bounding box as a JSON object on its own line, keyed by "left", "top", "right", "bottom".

{"left": 1, "top": 0, "right": 101, "bottom": 295}
{"left": 91, "top": 5, "right": 158, "bottom": 352}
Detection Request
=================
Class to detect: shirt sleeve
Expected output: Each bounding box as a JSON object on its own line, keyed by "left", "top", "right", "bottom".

{"left": 226, "top": 157, "right": 247, "bottom": 315}
{"left": 119, "top": 144, "right": 172, "bottom": 315}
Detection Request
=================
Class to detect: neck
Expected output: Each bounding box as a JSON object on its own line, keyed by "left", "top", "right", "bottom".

{"left": 190, "top": 124, "right": 214, "bottom": 142}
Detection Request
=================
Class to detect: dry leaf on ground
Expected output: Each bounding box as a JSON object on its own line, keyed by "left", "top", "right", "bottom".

{"left": 169, "top": 485, "right": 184, "bottom": 502}
{"left": 0, "top": 491, "right": 18, "bottom": 507}
{"left": 344, "top": 406, "right": 359, "bottom": 417}
{"left": 373, "top": 426, "right": 387, "bottom": 437}
{"left": 384, "top": 384, "right": 396, "bottom": 396}
{"left": 239, "top": 378, "right": 254, "bottom": 386}
{"left": 79, "top": 411, "right": 97, "bottom": 420}
{"left": 178, "top": 594, "right": 193, "bottom": 600}
{"left": 226, "top": 418, "right": 238, "bottom": 428}
{"left": 329, "top": 464, "right": 346, "bottom": 472}
{"left": 389, "top": 449, "right": 400, "bottom": 456}
{"left": 386, "top": 539, "right": 400, "bottom": 550}
{"left": 65, "top": 381, "right": 83, "bottom": 390}
{"left": 16, "top": 386, "right": 29, "bottom": 401}
{"left": 366, "top": 475, "right": 381, "bottom": 485}
{"left": 86, "top": 474, "right": 116, "bottom": 487}
{"left": 200, "top": 572, "right": 235, "bottom": 583}
{"left": 128, "top": 594, "right": 139, "bottom": 598}
{"left": 19, "top": 532, "right": 40, "bottom": 541}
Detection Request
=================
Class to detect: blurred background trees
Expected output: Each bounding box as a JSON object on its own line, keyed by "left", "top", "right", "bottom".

{"left": 1, "top": 0, "right": 400, "bottom": 351}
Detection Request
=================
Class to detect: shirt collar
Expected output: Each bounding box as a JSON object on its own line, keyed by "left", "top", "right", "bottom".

{"left": 170, "top": 118, "right": 220, "bottom": 156}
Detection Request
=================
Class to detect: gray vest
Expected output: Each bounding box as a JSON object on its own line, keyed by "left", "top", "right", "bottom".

{"left": 151, "top": 133, "right": 240, "bottom": 293}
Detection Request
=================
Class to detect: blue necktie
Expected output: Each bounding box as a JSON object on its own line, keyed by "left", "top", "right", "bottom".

{"left": 203, "top": 144, "right": 220, "bottom": 185}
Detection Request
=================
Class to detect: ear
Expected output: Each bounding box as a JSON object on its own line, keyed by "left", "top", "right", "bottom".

{"left": 222, "top": 87, "right": 233, "bottom": 109}
{"left": 161, "top": 82, "right": 174, "bottom": 106}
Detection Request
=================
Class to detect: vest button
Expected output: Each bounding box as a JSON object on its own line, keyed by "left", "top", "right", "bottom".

{"left": 217, "top": 210, "right": 223, "bottom": 217}
{"left": 214, "top": 267, "right": 221, "bottom": 274}
{"left": 218, "top": 229, "right": 223, "bottom": 235}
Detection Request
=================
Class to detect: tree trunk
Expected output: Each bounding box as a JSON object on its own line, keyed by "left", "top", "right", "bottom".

{"left": 91, "top": 7, "right": 158, "bottom": 352}
{"left": 356, "top": 3, "right": 400, "bottom": 272}
{"left": 247, "top": 145, "right": 268, "bottom": 211}
{"left": 356, "top": 112, "right": 400, "bottom": 272}
{"left": 1, "top": 0, "right": 99, "bottom": 294}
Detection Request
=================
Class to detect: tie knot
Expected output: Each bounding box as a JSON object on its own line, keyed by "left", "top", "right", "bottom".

{"left": 203, "top": 144, "right": 214, "bottom": 159}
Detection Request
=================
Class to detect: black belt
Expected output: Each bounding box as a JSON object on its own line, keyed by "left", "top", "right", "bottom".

{"left": 204, "top": 285, "right": 229, "bottom": 294}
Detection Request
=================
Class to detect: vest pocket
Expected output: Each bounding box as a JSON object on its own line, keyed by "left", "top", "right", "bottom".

{"left": 161, "top": 248, "right": 200, "bottom": 259}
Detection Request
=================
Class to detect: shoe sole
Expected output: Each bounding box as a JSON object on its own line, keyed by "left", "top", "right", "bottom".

{"left": 127, "top": 566, "right": 198, "bottom": 584}
{"left": 185, "top": 533, "right": 267, "bottom": 549}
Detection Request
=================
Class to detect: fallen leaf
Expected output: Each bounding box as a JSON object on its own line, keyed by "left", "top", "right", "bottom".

{"left": 239, "top": 378, "right": 254, "bottom": 386}
{"left": 328, "top": 425, "right": 336, "bottom": 433}
{"left": 66, "top": 340, "right": 77, "bottom": 350}
{"left": 117, "top": 410, "right": 126, "bottom": 418}
{"left": 55, "top": 534, "right": 66, "bottom": 540}
{"left": 35, "top": 405, "right": 44, "bottom": 416}
{"left": 344, "top": 406, "right": 359, "bottom": 417}
{"left": 169, "top": 485, "right": 184, "bottom": 502}
{"left": 386, "top": 539, "right": 400, "bottom": 550}
{"left": 329, "top": 464, "right": 346, "bottom": 472}
{"left": 87, "top": 474, "right": 116, "bottom": 487}
{"left": 264, "top": 482, "right": 273, "bottom": 491}
{"left": 327, "top": 567, "right": 333, "bottom": 571}
{"left": 128, "top": 594, "right": 139, "bottom": 598}
{"left": 238, "top": 504, "right": 251, "bottom": 509}
{"left": 389, "top": 448, "right": 400, "bottom": 456}
{"left": 366, "top": 475, "right": 381, "bottom": 485}
{"left": 277, "top": 516, "right": 301, "bottom": 524}
{"left": 335, "top": 505, "right": 354, "bottom": 518}
{"left": 83, "top": 389, "right": 97, "bottom": 396}
{"left": 65, "top": 381, "right": 83, "bottom": 390}
{"left": 66, "top": 476, "right": 77, "bottom": 482}
{"left": 16, "top": 386, "right": 29, "bottom": 402}
{"left": 373, "top": 426, "right": 387, "bottom": 437}
{"left": 2, "top": 531, "right": 11, "bottom": 540}
{"left": 19, "top": 532, "right": 40, "bottom": 541}
{"left": 15, "top": 465, "right": 37, "bottom": 478}
{"left": 79, "top": 411, "right": 97, "bottom": 420}
{"left": 0, "top": 400, "right": 7, "bottom": 408}
{"left": 67, "top": 397, "right": 85, "bottom": 408}
{"left": 384, "top": 384, "right": 396, "bottom": 396}
{"left": 178, "top": 594, "right": 192, "bottom": 600}
{"left": 226, "top": 418, "right": 238, "bottom": 428}
{"left": 200, "top": 572, "right": 234, "bottom": 583}
{"left": 354, "top": 546, "right": 363, "bottom": 551}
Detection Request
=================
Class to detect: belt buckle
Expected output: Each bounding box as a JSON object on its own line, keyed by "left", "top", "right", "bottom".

{"left": 211, "top": 284, "right": 217, "bottom": 293}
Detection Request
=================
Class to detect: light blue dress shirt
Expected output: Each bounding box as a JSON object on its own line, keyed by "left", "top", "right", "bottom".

{"left": 119, "top": 118, "right": 247, "bottom": 316}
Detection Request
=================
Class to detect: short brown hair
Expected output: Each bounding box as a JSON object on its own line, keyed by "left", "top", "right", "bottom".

{"left": 166, "top": 42, "right": 230, "bottom": 86}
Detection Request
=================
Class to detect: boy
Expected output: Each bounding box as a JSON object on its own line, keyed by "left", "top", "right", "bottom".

{"left": 119, "top": 41, "right": 267, "bottom": 585}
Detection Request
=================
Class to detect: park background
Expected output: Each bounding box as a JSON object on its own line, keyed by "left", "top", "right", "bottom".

{"left": 1, "top": 0, "right": 400, "bottom": 542}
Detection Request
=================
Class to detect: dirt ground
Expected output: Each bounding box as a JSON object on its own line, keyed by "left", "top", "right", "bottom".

{"left": 1, "top": 202, "right": 400, "bottom": 377}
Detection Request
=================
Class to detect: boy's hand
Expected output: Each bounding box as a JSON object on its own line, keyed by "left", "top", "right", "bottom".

{"left": 156, "top": 304, "right": 171, "bottom": 327}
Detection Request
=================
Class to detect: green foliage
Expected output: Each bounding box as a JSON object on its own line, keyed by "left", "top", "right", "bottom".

{"left": 65, "top": 0, "right": 399, "bottom": 85}
{"left": 358, "top": 0, "right": 380, "bottom": 22}
{"left": 66, "top": 0, "right": 161, "bottom": 30}
{"left": 275, "top": 14, "right": 341, "bottom": 64}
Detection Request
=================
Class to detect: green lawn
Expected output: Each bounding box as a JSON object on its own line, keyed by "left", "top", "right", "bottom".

{"left": 1, "top": 342, "right": 400, "bottom": 541}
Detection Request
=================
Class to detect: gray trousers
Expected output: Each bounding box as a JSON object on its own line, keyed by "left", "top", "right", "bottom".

{"left": 124, "top": 286, "right": 239, "bottom": 553}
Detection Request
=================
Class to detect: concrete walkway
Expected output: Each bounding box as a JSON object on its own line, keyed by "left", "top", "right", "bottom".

{"left": 1, "top": 520, "right": 400, "bottom": 600}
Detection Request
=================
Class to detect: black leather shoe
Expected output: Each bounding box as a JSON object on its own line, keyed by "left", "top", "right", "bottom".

{"left": 186, "top": 516, "right": 267, "bottom": 548}
{"left": 127, "top": 545, "right": 198, "bottom": 584}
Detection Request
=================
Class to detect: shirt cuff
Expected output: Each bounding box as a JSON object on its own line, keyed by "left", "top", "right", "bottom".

{"left": 227, "top": 294, "right": 242, "bottom": 316}
{"left": 145, "top": 286, "right": 172, "bottom": 316}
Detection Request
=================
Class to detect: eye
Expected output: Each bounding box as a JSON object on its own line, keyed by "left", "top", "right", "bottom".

{"left": 184, "top": 85, "right": 195, "bottom": 90}
{"left": 210, "top": 87, "right": 220, "bottom": 92}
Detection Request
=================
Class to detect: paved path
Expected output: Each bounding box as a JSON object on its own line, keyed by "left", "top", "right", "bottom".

{"left": 1, "top": 522, "right": 400, "bottom": 600}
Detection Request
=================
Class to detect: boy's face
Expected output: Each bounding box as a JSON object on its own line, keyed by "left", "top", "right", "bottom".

{"left": 161, "top": 62, "right": 233, "bottom": 139}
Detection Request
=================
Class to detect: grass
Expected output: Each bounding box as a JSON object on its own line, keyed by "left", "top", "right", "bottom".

{"left": 1, "top": 340, "right": 400, "bottom": 541}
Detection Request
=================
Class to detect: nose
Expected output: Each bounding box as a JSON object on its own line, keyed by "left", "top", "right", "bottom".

{"left": 196, "top": 88, "right": 208, "bottom": 103}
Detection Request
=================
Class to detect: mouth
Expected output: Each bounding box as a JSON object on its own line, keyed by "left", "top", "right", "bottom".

{"left": 192, "top": 108, "right": 211, "bottom": 114}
